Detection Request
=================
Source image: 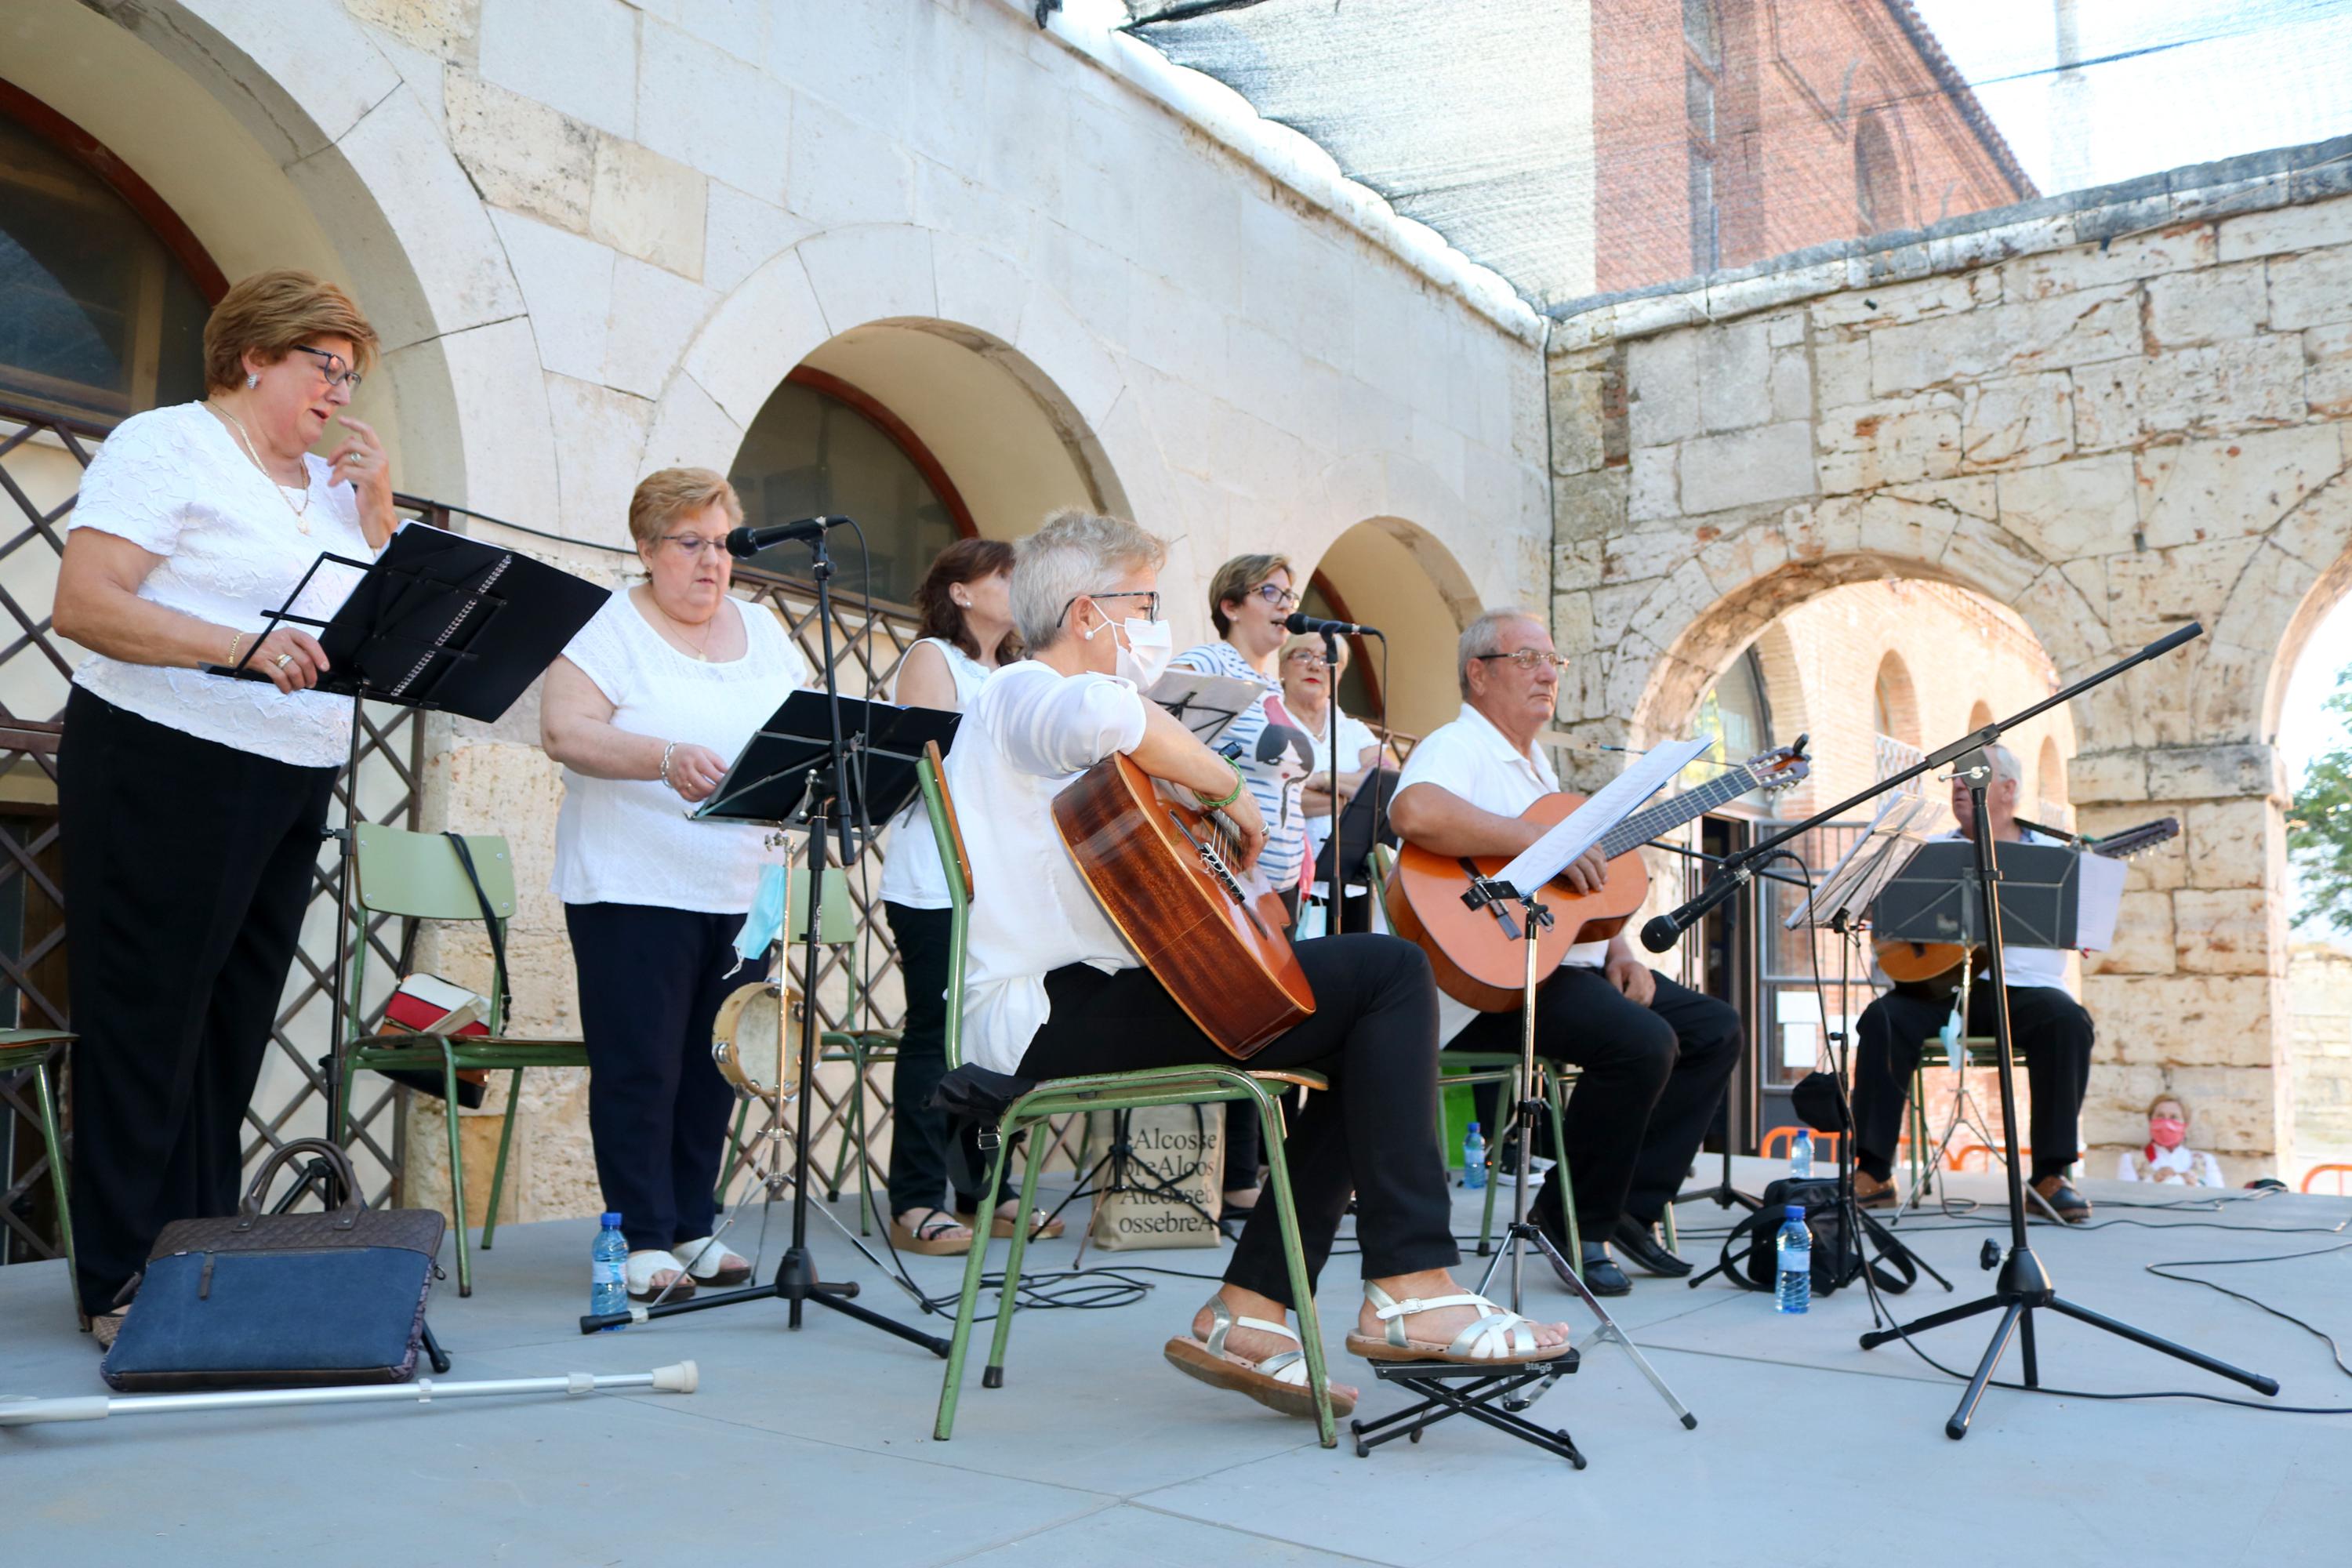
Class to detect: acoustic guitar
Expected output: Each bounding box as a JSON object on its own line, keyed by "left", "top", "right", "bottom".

{"left": 1387, "top": 742, "right": 1811, "bottom": 1012}
{"left": 1054, "top": 751, "right": 1314, "bottom": 1059}
{"left": 1872, "top": 815, "right": 2180, "bottom": 985}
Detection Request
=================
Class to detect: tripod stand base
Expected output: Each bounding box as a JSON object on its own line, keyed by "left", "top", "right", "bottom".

{"left": 579, "top": 1247, "right": 951, "bottom": 1356}
{"left": 1858, "top": 1243, "right": 2277, "bottom": 1439}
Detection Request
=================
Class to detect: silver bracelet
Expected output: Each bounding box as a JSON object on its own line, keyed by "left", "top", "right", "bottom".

{"left": 659, "top": 739, "right": 679, "bottom": 790}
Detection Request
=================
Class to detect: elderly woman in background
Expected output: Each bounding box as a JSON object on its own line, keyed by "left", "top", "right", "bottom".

{"left": 1278, "top": 631, "right": 1397, "bottom": 931}
{"left": 2118, "top": 1094, "right": 2226, "bottom": 1188}
{"left": 541, "top": 468, "right": 811, "bottom": 1301}
{"left": 52, "top": 268, "right": 394, "bottom": 1344}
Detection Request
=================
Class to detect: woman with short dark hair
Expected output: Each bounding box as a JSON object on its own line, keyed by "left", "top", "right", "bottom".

{"left": 52, "top": 268, "right": 396, "bottom": 1345}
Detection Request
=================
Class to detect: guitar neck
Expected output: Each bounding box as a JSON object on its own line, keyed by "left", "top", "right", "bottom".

{"left": 1597, "top": 768, "right": 1755, "bottom": 859}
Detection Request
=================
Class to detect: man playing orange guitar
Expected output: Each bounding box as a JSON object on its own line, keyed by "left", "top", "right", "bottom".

{"left": 1389, "top": 609, "right": 1742, "bottom": 1295}
{"left": 1849, "top": 744, "right": 2096, "bottom": 1221}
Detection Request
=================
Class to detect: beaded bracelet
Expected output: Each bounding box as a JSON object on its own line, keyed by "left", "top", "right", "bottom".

{"left": 659, "top": 739, "right": 680, "bottom": 790}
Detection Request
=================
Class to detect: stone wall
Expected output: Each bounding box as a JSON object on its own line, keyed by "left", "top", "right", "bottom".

{"left": 1548, "top": 143, "right": 2352, "bottom": 1175}
{"left": 2288, "top": 942, "right": 2352, "bottom": 1181}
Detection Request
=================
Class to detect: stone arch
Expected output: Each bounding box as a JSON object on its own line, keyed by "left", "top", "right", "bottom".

{"left": 1968, "top": 699, "right": 1995, "bottom": 732}
{"left": 1306, "top": 516, "right": 1483, "bottom": 738}
{"left": 2038, "top": 735, "right": 2068, "bottom": 816}
{"left": 1873, "top": 651, "right": 1921, "bottom": 745}
{"left": 9, "top": 1, "right": 550, "bottom": 517}
{"left": 641, "top": 224, "right": 1138, "bottom": 561}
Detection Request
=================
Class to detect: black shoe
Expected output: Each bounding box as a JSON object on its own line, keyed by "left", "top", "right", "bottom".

{"left": 2031, "top": 1175, "right": 2092, "bottom": 1224}
{"left": 1610, "top": 1216, "right": 1692, "bottom": 1277}
{"left": 1575, "top": 1241, "right": 1632, "bottom": 1296}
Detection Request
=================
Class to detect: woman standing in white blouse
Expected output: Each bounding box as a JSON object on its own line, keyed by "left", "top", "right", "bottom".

{"left": 52, "top": 270, "right": 395, "bottom": 1344}
{"left": 541, "top": 469, "right": 811, "bottom": 1301}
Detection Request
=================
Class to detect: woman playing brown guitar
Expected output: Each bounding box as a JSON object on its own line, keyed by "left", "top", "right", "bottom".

{"left": 947, "top": 509, "right": 1569, "bottom": 1423}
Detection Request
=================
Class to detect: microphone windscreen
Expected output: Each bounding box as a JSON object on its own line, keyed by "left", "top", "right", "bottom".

{"left": 1640, "top": 914, "right": 1680, "bottom": 953}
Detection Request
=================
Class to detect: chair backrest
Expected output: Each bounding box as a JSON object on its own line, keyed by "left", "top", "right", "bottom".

{"left": 916, "top": 742, "right": 973, "bottom": 1070}
{"left": 2301, "top": 1163, "right": 2352, "bottom": 1195}
{"left": 790, "top": 865, "right": 856, "bottom": 946}
{"left": 350, "top": 826, "right": 517, "bottom": 1034}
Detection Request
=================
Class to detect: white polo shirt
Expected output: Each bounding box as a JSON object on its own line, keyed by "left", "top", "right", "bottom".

{"left": 1396, "top": 702, "right": 1604, "bottom": 1044}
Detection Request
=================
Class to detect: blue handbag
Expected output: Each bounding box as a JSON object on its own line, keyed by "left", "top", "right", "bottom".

{"left": 102, "top": 1138, "right": 446, "bottom": 1392}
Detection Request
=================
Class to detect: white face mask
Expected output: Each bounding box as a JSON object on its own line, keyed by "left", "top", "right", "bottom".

{"left": 1113, "top": 615, "right": 1173, "bottom": 688}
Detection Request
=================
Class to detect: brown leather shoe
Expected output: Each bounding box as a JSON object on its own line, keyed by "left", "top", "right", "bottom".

{"left": 1853, "top": 1171, "right": 1896, "bottom": 1209}
{"left": 2031, "top": 1174, "right": 2092, "bottom": 1224}
{"left": 89, "top": 1307, "right": 128, "bottom": 1351}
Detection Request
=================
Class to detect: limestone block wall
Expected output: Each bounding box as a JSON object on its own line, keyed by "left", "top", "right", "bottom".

{"left": 2288, "top": 942, "right": 2352, "bottom": 1181}
{"left": 1546, "top": 144, "right": 2352, "bottom": 1175}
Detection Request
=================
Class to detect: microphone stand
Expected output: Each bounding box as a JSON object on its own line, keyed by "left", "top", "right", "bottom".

{"left": 1323, "top": 626, "right": 1345, "bottom": 934}
{"left": 1653, "top": 622, "right": 2276, "bottom": 1437}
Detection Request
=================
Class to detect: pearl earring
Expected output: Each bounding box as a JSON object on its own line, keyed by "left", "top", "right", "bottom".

{"left": 246, "top": 373, "right": 260, "bottom": 389}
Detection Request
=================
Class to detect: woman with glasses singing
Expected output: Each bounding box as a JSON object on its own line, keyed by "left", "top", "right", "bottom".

{"left": 1168, "top": 556, "right": 1316, "bottom": 1214}
{"left": 52, "top": 269, "right": 394, "bottom": 1346}
{"left": 540, "top": 468, "right": 811, "bottom": 1302}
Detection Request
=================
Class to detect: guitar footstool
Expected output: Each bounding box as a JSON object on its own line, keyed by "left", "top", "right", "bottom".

{"left": 1348, "top": 1350, "right": 1585, "bottom": 1468}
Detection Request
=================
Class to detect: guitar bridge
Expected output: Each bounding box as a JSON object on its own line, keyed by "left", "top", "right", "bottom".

{"left": 1167, "top": 808, "right": 1247, "bottom": 906}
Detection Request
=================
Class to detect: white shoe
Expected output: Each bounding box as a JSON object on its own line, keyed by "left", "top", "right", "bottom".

{"left": 1494, "top": 1155, "right": 1556, "bottom": 1189}
{"left": 625, "top": 1249, "right": 696, "bottom": 1302}
{"left": 672, "top": 1236, "right": 753, "bottom": 1285}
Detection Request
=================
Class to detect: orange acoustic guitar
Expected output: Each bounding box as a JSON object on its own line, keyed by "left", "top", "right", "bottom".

{"left": 1387, "top": 742, "right": 1811, "bottom": 1012}
{"left": 1872, "top": 815, "right": 2180, "bottom": 985}
{"left": 1054, "top": 750, "right": 1314, "bottom": 1059}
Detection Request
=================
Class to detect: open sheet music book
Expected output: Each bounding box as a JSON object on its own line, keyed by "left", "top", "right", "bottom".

{"left": 1149, "top": 670, "right": 1267, "bottom": 745}
{"left": 1783, "top": 791, "right": 1942, "bottom": 931}
{"left": 1491, "top": 735, "right": 1715, "bottom": 893}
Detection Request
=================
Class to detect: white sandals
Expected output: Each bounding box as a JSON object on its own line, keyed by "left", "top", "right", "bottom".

{"left": 625, "top": 1248, "right": 696, "bottom": 1303}
{"left": 672, "top": 1236, "right": 753, "bottom": 1286}
{"left": 1345, "top": 1282, "right": 1571, "bottom": 1366}
{"left": 1164, "top": 1294, "right": 1356, "bottom": 1420}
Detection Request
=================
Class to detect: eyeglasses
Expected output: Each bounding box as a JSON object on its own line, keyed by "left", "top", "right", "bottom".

{"left": 1250, "top": 582, "right": 1300, "bottom": 612}
{"left": 1473, "top": 648, "right": 1570, "bottom": 673}
{"left": 291, "top": 345, "right": 364, "bottom": 392}
{"left": 1283, "top": 650, "right": 1333, "bottom": 671}
{"left": 658, "top": 534, "right": 728, "bottom": 557}
{"left": 1061, "top": 589, "right": 1163, "bottom": 624}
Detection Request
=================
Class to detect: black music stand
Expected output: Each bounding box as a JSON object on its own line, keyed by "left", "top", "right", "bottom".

{"left": 580, "top": 687, "right": 956, "bottom": 1355}
{"left": 212, "top": 524, "right": 605, "bottom": 1194}
{"left": 1312, "top": 764, "right": 1398, "bottom": 928}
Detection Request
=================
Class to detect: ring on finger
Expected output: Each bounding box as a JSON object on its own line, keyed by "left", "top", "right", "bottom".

{"left": 274, "top": 652, "right": 294, "bottom": 670}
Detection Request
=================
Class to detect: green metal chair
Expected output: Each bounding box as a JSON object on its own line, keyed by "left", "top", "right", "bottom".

{"left": 920, "top": 752, "right": 1345, "bottom": 1449}
{"left": 1906, "top": 1033, "right": 2004, "bottom": 1195}
{"left": 0, "top": 1029, "right": 79, "bottom": 1323}
{"left": 336, "top": 826, "right": 587, "bottom": 1297}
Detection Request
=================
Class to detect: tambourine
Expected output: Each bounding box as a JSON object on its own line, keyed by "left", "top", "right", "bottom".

{"left": 713, "top": 981, "right": 800, "bottom": 1102}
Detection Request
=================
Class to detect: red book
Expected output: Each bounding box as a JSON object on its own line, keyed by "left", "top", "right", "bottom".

{"left": 383, "top": 973, "right": 490, "bottom": 1037}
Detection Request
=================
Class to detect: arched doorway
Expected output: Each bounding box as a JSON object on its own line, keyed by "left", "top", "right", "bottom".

{"left": 1302, "top": 516, "right": 1480, "bottom": 743}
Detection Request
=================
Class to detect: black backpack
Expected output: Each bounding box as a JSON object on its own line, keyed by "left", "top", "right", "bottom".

{"left": 1717, "top": 1178, "right": 1916, "bottom": 1296}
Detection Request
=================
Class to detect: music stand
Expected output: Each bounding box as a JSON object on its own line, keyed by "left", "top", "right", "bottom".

{"left": 580, "top": 688, "right": 956, "bottom": 1355}
{"left": 1312, "top": 764, "right": 1398, "bottom": 926}
{"left": 212, "top": 524, "right": 606, "bottom": 1188}
{"left": 1359, "top": 739, "right": 1705, "bottom": 1465}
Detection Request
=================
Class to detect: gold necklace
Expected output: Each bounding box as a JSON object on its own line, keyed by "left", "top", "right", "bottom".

{"left": 211, "top": 401, "right": 311, "bottom": 534}
{"left": 650, "top": 594, "right": 719, "bottom": 661}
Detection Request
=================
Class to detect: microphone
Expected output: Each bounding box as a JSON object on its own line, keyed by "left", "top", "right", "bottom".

{"left": 724, "top": 516, "right": 849, "bottom": 558}
{"left": 1283, "top": 612, "right": 1383, "bottom": 638}
{"left": 1639, "top": 867, "right": 1751, "bottom": 953}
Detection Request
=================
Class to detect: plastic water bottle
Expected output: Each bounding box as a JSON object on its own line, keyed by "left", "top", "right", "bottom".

{"left": 1462, "top": 1122, "right": 1487, "bottom": 1190}
{"left": 1775, "top": 1204, "right": 1812, "bottom": 1314}
{"left": 590, "top": 1211, "right": 627, "bottom": 1327}
{"left": 1789, "top": 1127, "right": 1814, "bottom": 1180}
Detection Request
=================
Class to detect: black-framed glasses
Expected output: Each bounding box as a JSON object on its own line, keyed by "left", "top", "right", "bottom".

{"left": 1473, "top": 648, "right": 1570, "bottom": 673}
{"left": 1061, "top": 589, "right": 1163, "bottom": 625}
{"left": 1250, "top": 582, "right": 1300, "bottom": 612}
{"left": 292, "top": 344, "right": 364, "bottom": 392}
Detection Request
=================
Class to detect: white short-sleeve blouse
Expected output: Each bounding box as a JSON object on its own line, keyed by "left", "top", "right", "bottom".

{"left": 550, "top": 588, "right": 811, "bottom": 915}
{"left": 65, "top": 402, "right": 377, "bottom": 767}
{"left": 877, "top": 637, "right": 993, "bottom": 910}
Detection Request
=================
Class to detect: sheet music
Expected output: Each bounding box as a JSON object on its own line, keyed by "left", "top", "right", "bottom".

{"left": 2074, "top": 852, "right": 2125, "bottom": 951}
{"left": 1149, "top": 670, "right": 1266, "bottom": 744}
{"left": 1784, "top": 792, "right": 1941, "bottom": 930}
{"left": 1493, "top": 735, "right": 1713, "bottom": 892}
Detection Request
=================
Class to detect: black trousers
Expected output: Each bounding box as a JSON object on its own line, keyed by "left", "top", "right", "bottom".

{"left": 566, "top": 902, "right": 764, "bottom": 1254}
{"left": 883, "top": 901, "right": 982, "bottom": 1218}
{"left": 1451, "top": 966, "right": 1742, "bottom": 1241}
{"left": 1019, "top": 933, "right": 1459, "bottom": 1308}
{"left": 60, "top": 687, "right": 338, "bottom": 1310}
{"left": 1851, "top": 981, "right": 2094, "bottom": 1184}
{"left": 1220, "top": 885, "right": 1306, "bottom": 1192}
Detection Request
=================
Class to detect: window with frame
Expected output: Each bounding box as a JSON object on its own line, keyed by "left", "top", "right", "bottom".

{"left": 0, "top": 107, "right": 211, "bottom": 423}
{"left": 728, "top": 372, "right": 970, "bottom": 608}
{"left": 1685, "top": 0, "right": 1724, "bottom": 274}
{"left": 1855, "top": 111, "right": 1907, "bottom": 234}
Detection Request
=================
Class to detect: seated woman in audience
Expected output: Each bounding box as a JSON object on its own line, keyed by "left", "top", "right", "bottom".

{"left": 946, "top": 507, "right": 1569, "bottom": 1421}
{"left": 1278, "top": 630, "right": 1396, "bottom": 931}
{"left": 2116, "top": 1093, "right": 2225, "bottom": 1188}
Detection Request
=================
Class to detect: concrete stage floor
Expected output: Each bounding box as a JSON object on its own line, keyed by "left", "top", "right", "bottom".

{"left": 4, "top": 1160, "right": 2349, "bottom": 1566}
